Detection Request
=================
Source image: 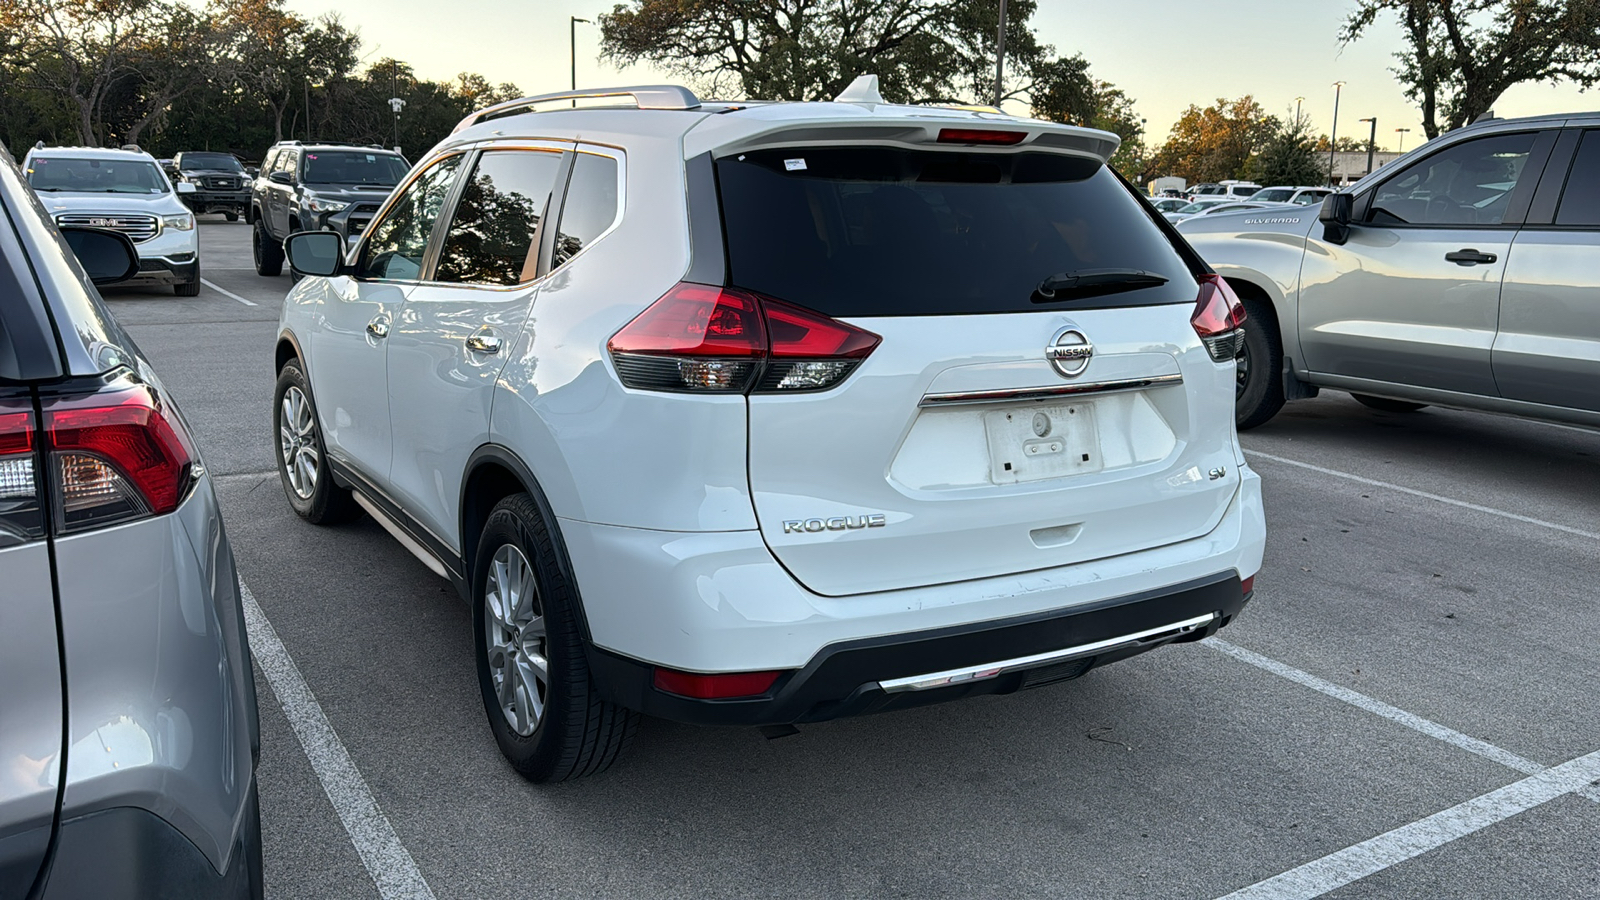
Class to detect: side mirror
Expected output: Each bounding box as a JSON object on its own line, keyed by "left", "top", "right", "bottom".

{"left": 284, "top": 231, "right": 346, "bottom": 277}
{"left": 175, "top": 181, "right": 196, "bottom": 195}
{"left": 269, "top": 171, "right": 293, "bottom": 185}
{"left": 245, "top": 166, "right": 260, "bottom": 178}
{"left": 60, "top": 226, "right": 141, "bottom": 285}
{"left": 1319, "top": 193, "right": 1354, "bottom": 245}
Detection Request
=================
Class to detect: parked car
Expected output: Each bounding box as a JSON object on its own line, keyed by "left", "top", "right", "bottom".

{"left": 1149, "top": 196, "right": 1192, "bottom": 214}
{"left": 0, "top": 143, "right": 261, "bottom": 897}
{"left": 1248, "top": 185, "right": 1333, "bottom": 206}
{"left": 1190, "top": 180, "right": 1261, "bottom": 201}
{"left": 21, "top": 145, "right": 202, "bottom": 296}
{"left": 172, "top": 151, "right": 251, "bottom": 221}
{"left": 1164, "top": 198, "right": 1278, "bottom": 223}
{"left": 1179, "top": 110, "right": 1600, "bottom": 430}
{"left": 273, "top": 79, "right": 1266, "bottom": 782}
{"left": 247, "top": 141, "right": 410, "bottom": 275}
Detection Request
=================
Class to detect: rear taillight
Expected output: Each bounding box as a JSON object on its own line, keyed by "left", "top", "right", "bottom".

{"left": 1192, "top": 273, "right": 1248, "bottom": 363}
{"left": 0, "top": 406, "right": 45, "bottom": 545}
{"left": 608, "top": 282, "right": 881, "bottom": 394}
{"left": 43, "top": 385, "right": 196, "bottom": 532}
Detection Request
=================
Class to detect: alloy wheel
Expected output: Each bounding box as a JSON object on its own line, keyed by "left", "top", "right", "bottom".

{"left": 278, "top": 386, "right": 318, "bottom": 499}
{"left": 483, "top": 544, "right": 548, "bottom": 737}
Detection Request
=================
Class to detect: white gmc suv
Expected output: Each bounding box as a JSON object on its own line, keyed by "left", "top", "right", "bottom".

{"left": 273, "top": 80, "right": 1267, "bottom": 782}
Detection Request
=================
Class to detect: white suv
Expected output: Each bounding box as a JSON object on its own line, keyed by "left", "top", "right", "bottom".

{"left": 274, "top": 81, "right": 1267, "bottom": 781}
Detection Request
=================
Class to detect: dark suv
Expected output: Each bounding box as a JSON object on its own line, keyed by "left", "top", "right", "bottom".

{"left": 172, "top": 151, "right": 251, "bottom": 220}
{"left": 248, "top": 141, "right": 409, "bottom": 276}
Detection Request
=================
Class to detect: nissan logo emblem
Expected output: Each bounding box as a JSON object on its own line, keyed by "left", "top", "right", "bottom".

{"left": 1046, "top": 328, "right": 1093, "bottom": 377}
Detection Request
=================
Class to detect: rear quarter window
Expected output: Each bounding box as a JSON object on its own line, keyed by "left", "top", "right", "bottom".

{"left": 716, "top": 147, "right": 1195, "bottom": 316}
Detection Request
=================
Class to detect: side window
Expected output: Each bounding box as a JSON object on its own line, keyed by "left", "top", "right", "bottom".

{"left": 273, "top": 150, "right": 298, "bottom": 181}
{"left": 259, "top": 150, "right": 279, "bottom": 175}
{"left": 552, "top": 152, "right": 620, "bottom": 267}
{"left": 433, "top": 149, "right": 564, "bottom": 286}
{"left": 356, "top": 155, "right": 463, "bottom": 282}
{"left": 1555, "top": 130, "right": 1600, "bottom": 227}
{"left": 1368, "top": 133, "right": 1536, "bottom": 226}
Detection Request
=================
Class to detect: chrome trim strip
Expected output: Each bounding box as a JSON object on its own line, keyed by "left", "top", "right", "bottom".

{"left": 351, "top": 493, "right": 449, "bottom": 579}
{"left": 875, "top": 612, "right": 1216, "bottom": 693}
{"left": 918, "top": 373, "right": 1184, "bottom": 408}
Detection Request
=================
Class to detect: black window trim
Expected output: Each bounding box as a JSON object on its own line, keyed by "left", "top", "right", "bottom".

{"left": 1352, "top": 128, "right": 1558, "bottom": 229}
{"left": 350, "top": 150, "right": 472, "bottom": 286}
{"left": 544, "top": 143, "right": 626, "bottom": 275}
{"left": 1521, "top": 127, "right": 1599, "bottom": 229}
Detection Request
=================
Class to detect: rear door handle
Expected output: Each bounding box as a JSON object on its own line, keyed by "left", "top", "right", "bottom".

{"left": 465, "top": 334, "right": 503, "bottom": 354}
{"left": 1445, "top": 249, "right": 1497, "bottom": 266}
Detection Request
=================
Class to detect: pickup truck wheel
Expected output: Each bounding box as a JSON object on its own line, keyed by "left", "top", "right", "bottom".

{"left": 253, "top": 220, "right": 283, "bottom": 276}
{"left": 1351, "top": 393, "right": 1428, "bottom": 413}
{"left": 473, "top": 493, "right": 638, "bottom": 782}
{"left": 1235, "top": 299, "right": 1286, "bottom": 430}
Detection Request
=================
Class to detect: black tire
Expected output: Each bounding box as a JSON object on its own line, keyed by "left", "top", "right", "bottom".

{"left": 472, "top": 493, "right": 638, "bottom": 782}
{"left": 253, "top": 219, "right": 283, "bottom": 276}
{"left": 273, "top": 359, "right": 359, "bottom": 524}
{"left": 1235, "top": 298, "right": 1286, "bottom": 430}
{"left": 1351, "top": 393, "right": 1428, "bottom": 413}
{"left": 174, "top": 273, "right": 202, "bottom": 296}
{"left": 225, "top": 211, "right": 240, "bottom": 222}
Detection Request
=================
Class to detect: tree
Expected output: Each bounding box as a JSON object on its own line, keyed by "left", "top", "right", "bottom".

{"left": 598, "top": 0, "right": 1067, "bottom": 106}
{"left": 1149, "top": 97, "right": 1278, "bottom": 184}
{"left": 1249, "top": 113, "right": 1328, "bottom": 186}
{"left": 1343, "top": 0, "right": 1600, "bottom": 139}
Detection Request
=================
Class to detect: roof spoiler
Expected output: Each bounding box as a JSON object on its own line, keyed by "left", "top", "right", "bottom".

{"left": 452, "top": 85, "right": 702, "bottom": 134}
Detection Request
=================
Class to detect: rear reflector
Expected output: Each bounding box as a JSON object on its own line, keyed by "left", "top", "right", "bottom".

{"left": 652, "top": 667, "right": 782, "bottom": 700}
{"left": 936, "top": 128, "right": 1027, "bottom": 145}
{"left": 1192, "top": 274, "right": 1248, "bottom": 362}
{"left": 44, "top": 385, "right": 196, "bottom": 531}
{"left": 1241, "top": 574, "right": 1255, "bottom": 595}
{"left": 609, "top": 282, "right": 880, "bottom": 394}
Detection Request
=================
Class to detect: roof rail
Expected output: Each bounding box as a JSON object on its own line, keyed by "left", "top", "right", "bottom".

{"left": 452, "top": 85, "right": 702, "bottom": 134}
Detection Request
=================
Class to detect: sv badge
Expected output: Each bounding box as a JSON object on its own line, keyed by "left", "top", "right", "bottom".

{"left": 783, "top": 514, "right": 886, "bottom": 534}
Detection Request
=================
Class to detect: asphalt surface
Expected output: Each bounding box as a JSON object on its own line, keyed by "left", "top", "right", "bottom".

{"left": 104, "top": 218, "right": 1600, "bottom": 899}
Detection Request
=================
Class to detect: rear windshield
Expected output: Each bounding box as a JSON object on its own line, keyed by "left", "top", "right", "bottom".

{"left": 302, "top": 151, "right": 408, "bottom": 186}
{"left": 716, "top": 147, "right": 1194, "bottom": 316}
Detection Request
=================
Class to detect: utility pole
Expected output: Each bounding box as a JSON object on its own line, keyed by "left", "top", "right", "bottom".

{"left": 388, "top": 97, "right": 405, "bottom": 155}
{"left": 1294, "top": 96, "right": 1305, "bottom": 130}
{"left": 1328, "top": 81, "right": 1345, "bottom": 187}
{"left": 571, "top": 17, "right": 591, "bottom": 107}
{"left": 1359, "top": 117, "right": 1377, "bottom": 176}
{"left": 993, "top": 0, "right": 1008, "bottom": 107}
{"left": 1396, "top": 127, "right": 1411, "bottom": 152}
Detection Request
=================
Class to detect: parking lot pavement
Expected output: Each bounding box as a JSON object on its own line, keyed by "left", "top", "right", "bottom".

{"left": 102, "top": 218, "right": 1600, "bottom": 899}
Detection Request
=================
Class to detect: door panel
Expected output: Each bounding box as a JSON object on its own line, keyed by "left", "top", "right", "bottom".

{"left": 0, "top": 542, "right": 63, "bottom": 900}
{"left": 1299, "top": 131, "right": 1545, "bottom": 396}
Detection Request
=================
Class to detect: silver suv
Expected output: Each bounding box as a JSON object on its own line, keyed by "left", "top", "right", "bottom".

{"left": 1179, "top": 112, "right": 1600, "bottom": 429}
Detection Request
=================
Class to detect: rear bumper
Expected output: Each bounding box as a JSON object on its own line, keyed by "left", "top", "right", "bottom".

{"left": 590, "top": 573, "right": 1249, "bottom": 726}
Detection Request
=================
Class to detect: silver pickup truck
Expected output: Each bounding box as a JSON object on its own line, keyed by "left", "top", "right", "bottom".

{"left": 1178, "top": 111, "right": 1600, "bottom": 430}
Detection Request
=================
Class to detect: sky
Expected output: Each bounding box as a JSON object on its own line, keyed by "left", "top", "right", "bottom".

{"left": 284, "top": 0, "right": 1596, "bottom": 152}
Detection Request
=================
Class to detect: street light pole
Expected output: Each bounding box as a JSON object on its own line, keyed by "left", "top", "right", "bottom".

{"left": 1359, "top": 117, "right": 1377, "bottom": 175}
{"left": 1328, "top": 81, "right": 1345, "bottom": 187}
{"left": 570, "top": 16, "right": 591, "bottom": 107}
{"left": 994, "top": 0, "right": 1008, "bottom": 107}
{"left": 1396, "top": 127, "right": 1411, "bottom": 152}
{"left": 1295, "top": 96, "right": 1304, "bottom": 129}
{"left": 388, "top": 97, "right": 405, "bottom": 154}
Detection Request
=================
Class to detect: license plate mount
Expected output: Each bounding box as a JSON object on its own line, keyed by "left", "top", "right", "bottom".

{"left": 983, "top": 403, "right": 1102, "bottom": 484}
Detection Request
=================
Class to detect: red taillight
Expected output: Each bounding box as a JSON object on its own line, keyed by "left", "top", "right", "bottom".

{"left": 1192, "top": 273, "right": 1248, "bottom": 362}
{"left": 0, "top": 406, "right": 45, "bottom": 544}
{"left": 609, "top": 282, "right": 881, "bottom": 394}
{"left": 936, "top": 128, "right": 1027, "bottom": 145}
{"left": 44, "top": 385, "right": 196, "bottom": 531}
{"left": 652, "top": 667, "right": 783, "bottom": 700}
{"left": 0, "top": 411, "right": 33, "bottom": 455}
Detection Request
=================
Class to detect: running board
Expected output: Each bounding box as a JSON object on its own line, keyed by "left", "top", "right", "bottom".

{"left": 875, "top": 612, "right": 1217, "bottom": 693}
{"left": 352, "top": 493, "right": 449, "bottom": 579}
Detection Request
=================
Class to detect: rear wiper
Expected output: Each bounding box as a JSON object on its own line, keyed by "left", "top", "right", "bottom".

{"left": 1034, "top": 268, "right": 1168, "bottom": 302}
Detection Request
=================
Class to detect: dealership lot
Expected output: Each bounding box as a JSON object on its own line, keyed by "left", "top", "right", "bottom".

{"left": 101, "top": 219, "right": 1600, "bottom": 899}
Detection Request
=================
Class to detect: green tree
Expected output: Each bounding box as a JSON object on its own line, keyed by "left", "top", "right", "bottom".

{"left": 1343, "top": 0, "right": 1600, "bottom": 139}
{"left": 1150, "top": 96, "right": 1278, "bottom": 184}
{"left": 1248, "top": 114, "right": 1328, "bottom": 186}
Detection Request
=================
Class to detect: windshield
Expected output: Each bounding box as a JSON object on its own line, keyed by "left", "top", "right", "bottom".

{"left": 179, "top": 153, "right": 244, "bottom": 172}
{"left": 1176, "top": 201, "right": 1223, "bottom": 213}
{"left": 1252, "top": 189, "right": 1292, "bottom": 202}
{"left": 302, "top": 151, "right": 409, "bottom": 185}
{"left": 1193, "top": 185, "right": 1223, "bottom": 195}
{"left": 27, "top": 157, "right": 169, "bottom": 194}
{"left": 716, "top": 146, "right": 1194, "bottom": 316}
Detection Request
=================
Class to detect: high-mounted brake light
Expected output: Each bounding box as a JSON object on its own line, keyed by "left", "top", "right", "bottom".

{"left": 44, "top": 385, "right": 197, "bottom": 531}
{"left": 609, "top": 282, "right": 881, "bottom": 394}
{"left": 1192, "top": 273, "right": 1248, "bottom": 363}
{"left": 652, "top": 667, "right": 783, "bottom": 700}
{"left": 936, "top": 128, "right": 1028, "bottom": 146}
{"left": 0, "top": 406, "right": 45, "bottom": 544}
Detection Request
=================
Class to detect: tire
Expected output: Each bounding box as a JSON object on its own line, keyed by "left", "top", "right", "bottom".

{"left": 225, "top": 211, "right": 240, "bottom": 222}
{"left": 174, "top": 273, "right": 201, "bottom": 296}
{"left": 273, "top": 359, "right": 358, "bottom": 524}
{"left": 1351, "top": 393, "right": 1428, "bottom": 413}
{"left": 253, "top": 219, "right": 283, "bottom": 276}
{"left": 1234, "top": 298, "right": 1286, "bottom": 430}
{"left": 472, "top": 493, "right": 638, "bottom": 782}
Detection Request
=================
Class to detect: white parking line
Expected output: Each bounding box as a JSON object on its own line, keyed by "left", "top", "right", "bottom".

{"left": 1244, "top": 449, "right": 1600, "bottom": 542}
{"left": 200, "top": 277, "right": 260, "bottom": 306}
{"left": 240, "top": 581, "right": 436, "bottom": 900}
{"left": 1216, "top": 748, "right": 1600, "bottom": 900}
